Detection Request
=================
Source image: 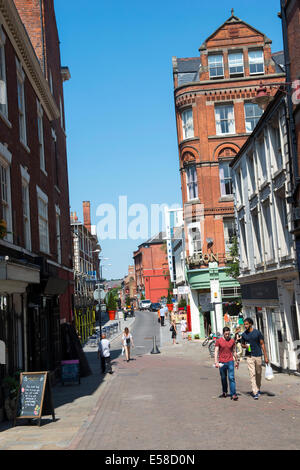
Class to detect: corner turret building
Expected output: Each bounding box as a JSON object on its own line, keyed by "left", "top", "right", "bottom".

{"left": 172, "top": 11, "right": 285, "bottom": 336}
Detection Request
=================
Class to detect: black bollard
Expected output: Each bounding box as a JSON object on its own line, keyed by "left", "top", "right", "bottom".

{"left": 151, "top": 335, "right": 160, "bottom": 354}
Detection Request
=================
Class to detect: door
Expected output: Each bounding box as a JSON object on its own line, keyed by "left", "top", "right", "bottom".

{"left": 266, "top": 308, "right": 280, "bottom": 366}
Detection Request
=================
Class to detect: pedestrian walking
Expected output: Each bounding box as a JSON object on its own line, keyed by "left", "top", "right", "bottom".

{"left": 180, "top": 316, "right": 187, "bottom": 340}
{"left": 157, "top": 309, "right": 161, "bottom": 323}
{"left": 97, "top": 333, "right": 113, "bottom": 374}
{"left": 241, "top": 317, "right": 269, "bottom": 400}
{"left": 122, "top": 327, "right": 134, "bottom": 362}
{"left": 214, "top": 327, "right": 239, "bottom": 400}
{"left": 170, "top": 319, "right": 177, "bottom": 344}
{"left": 160, "top": 305, "right": 167, "bottom": 326}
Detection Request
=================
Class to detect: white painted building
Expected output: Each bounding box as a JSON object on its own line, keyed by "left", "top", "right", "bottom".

{"left": 231, "top": 90, "right": 300, "bottom": 373}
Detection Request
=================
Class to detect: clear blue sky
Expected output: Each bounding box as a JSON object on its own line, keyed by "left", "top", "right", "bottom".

{"left": 55, "top": 0, "right": 284, "bottom": 279}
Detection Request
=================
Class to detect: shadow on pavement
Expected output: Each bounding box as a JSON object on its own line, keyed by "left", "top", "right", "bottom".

{"left": 53, "top": 347, "right": 123, "bottom": 409}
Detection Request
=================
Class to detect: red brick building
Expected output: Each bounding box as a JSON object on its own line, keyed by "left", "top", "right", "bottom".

{"left": 133, "top": 233, "right": 170, "bottom": 304}
{"left": 172, "top": 11, "right": 285, "bottom": 335}
{"left": 0, "top": 0, "right": 72, "bottom": 378}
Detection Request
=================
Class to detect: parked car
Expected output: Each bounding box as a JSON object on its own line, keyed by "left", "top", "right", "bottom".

{"left": 139, "top": 299, "right": 152, "bottom": 310}
{"left": 150, "top": 303, "right": 161, "bottom": 312}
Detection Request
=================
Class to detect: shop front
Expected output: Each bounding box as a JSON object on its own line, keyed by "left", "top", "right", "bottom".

{"left": 240, "top": 276, "right": 300, "bottom": 373}
{"left": 187, "top": 262, "right": 241, "bottom": 338}
{"left": 0, "top": 258, "right": 40, "bottom": 378}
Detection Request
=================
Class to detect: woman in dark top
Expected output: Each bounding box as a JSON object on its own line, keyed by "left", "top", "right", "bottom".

{"left": 170, "top": 320, "right": 177, "bottom": 345}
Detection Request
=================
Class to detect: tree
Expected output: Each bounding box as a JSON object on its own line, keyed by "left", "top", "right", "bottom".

{"left": 225, "top": 236, "right": 240, "bottom": 279}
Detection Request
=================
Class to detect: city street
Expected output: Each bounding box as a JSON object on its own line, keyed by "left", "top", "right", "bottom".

{"left": 70, "top": 312, "right": 300, "bottom": 451}
{"left": 0, "top": 312, "right": 300, "bottom": 450}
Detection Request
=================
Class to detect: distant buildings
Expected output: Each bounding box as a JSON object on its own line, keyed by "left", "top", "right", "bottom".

{"left": 71, "top": 201, "right": 101, "bottom": 308}
{"left": 121, "top": 266, "right": 137, "bottom": 308}
{"left": 133, "top": 233, "right": 170, "bottom": 303}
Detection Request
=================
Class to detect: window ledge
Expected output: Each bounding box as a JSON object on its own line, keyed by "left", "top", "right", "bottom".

{"left": 185, "top": 198, "right": 201, "bottom": 205}
{"left": 208, "top": 133, "right": 251, "bottom": 140}
{"left": 55, "top": 185, "right": 61, "bottom": 194}
{"left": 258, "top": 180, "right": 270, "bottom": 191}
{"left": 20, "top": 140, "right": 30, "bottom": 154}
{"left": 265, "top": 259, "right": 277, "bottom": 267}
{"left": 279, "top": 254, "right": 292, "bottom": 263}
{"left": 0, "top": 111, "right": 12, "bottom": 129}
{"left": 180, "top": 136, "right": 199, "bottom": 145}
{"left": 219, "top": 195, "right": 234, "bottom": 202}
{"left": 272, "top": 167, "right": 286, "bottom": 180}
{"left": 236, "top": 203, "right": 245, "bottom": 212}
{"left": 255, "top": 262, "right": 265, "bottom": 269}
{"left": 248, "top": 192, "right": 257, "bottom": 201}
{"left": 41, "top": 168, "right": 48, "bottom": 177}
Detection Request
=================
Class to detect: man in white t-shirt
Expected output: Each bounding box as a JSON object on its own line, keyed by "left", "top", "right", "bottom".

{"left": 97, "top": 333, "right": 113, "bottom": 374}
{"left": 160, "top": 306, "right": 167, "bottom": 326}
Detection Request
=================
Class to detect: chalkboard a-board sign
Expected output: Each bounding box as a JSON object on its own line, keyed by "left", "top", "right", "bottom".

{"left": 61, "top": 360, "right": 80, "bottom": 385}
{"left": 14, "top": 371, "right": 55, "bottom": 427}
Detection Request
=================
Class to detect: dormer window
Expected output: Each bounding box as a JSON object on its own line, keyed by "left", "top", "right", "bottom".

{"left": 248, "top": 49, "right": 264, "bottom": 75}
{"left": 228, "top": 51, "right": 244, "bottom": 76}
{"left": 208, "top": 54, "right": 224, "bottom": 78}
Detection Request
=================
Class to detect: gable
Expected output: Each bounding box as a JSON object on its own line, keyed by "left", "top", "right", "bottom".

{"left": 201, "top": 15, "right": 271, "bottom": 50}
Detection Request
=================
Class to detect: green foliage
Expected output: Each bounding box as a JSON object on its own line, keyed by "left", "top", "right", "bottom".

{"left": 3, "top": 375, "right": 19, "bottom": 398}
{"left": 225, "top": 236, "right": 240, "bottom": 279}
{"left": 141, "top": 293, "right": 145, "bottom": 300}
{"left": 106, "top": 290, "right": 117, "bottom": 311}
{"left": 178, "top": 298, "right": 187, "bottom": 308}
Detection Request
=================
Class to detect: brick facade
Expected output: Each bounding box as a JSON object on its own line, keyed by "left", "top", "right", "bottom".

{"left": 134, "top": 234, "right": 170, "bottom": 304}
{"left": 173, "top": 13, "right": 285, "bottom": 266}
{"left": 172, "top": 12, "right": 285, "bottom": 335}
{"left": 0, "top": 0, "right": 72, "bottom": 377}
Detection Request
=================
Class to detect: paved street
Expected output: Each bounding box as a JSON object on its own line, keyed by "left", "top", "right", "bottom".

{"left": 0, "top": 311, "right": 300, "bottom": 450}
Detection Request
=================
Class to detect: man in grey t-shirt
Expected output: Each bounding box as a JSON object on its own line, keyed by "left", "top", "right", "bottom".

{"left": 242, "top": 318, "right": 269, "bottom": 399}
{"left": 97, "top": 333, "right": 113, "bottom": 374}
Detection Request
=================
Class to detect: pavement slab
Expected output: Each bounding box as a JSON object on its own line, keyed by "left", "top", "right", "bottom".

{"left": 0, "top": 313, "right": 300, "bottom": 450}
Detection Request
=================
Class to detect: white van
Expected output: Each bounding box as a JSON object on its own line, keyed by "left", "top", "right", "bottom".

{"left": 139, "top": 299, "right": 151, "bottom": 310}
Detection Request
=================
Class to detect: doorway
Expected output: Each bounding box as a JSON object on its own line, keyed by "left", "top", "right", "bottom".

{"left": 203, "top": 311, "right": 212, "bottom": 336}
{"left": 266, "top": 308, "right": 280, "bottom": 366}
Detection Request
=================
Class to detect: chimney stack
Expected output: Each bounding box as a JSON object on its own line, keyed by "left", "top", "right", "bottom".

{"left": 83, "top": 201, "right": 91, "bottom": 232}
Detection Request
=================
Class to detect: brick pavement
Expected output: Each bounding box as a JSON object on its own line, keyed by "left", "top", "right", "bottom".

{"left": 71, "top": 341, "right": 300, "bottom": 450}
{"left": 0, "top": 328, "right": 299, "bottom": 450}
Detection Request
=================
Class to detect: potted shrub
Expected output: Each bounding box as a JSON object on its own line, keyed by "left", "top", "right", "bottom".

{"left": 167, "top": 288, "right": 173, "bottom": 312}
{"left": 107, "top": 291, "right": 117, "bottom": 320}
{"left": 2, "top": 374, "right": 19, "bottom": 421}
